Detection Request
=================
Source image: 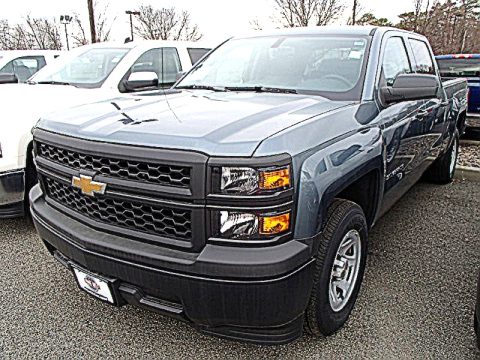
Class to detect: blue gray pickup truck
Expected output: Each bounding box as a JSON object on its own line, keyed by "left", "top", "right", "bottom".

{"left": 29, "top": 26, "right": 468, "bottom": 344}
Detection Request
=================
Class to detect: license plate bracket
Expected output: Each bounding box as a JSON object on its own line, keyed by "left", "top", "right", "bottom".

{"left": 72, "top": 266, "right": 116, "bottom": 304}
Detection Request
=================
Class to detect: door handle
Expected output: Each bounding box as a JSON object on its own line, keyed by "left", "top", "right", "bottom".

{"left": 416, "top": 110, "right": 429, "bottom": 119}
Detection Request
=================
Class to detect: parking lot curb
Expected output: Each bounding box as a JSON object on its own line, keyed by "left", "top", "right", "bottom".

{"left": 455, "top": 166, "right": 480, "bottom": 182}
{"left": 460, "top": 139, "right": 480, "bottom": 146}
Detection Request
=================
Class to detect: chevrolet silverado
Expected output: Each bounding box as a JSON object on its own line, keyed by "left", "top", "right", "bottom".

{"left": 30, "top": 26, "right": 467, "bottom": 344}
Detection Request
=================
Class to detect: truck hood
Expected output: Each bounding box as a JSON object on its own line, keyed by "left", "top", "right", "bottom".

{"left": 38, "top": 90, "right": 351, "bottom": 157}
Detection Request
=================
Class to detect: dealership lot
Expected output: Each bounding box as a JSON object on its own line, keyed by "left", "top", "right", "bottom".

{"left": 0, "top": 180, "right": 479, "bottom": 359}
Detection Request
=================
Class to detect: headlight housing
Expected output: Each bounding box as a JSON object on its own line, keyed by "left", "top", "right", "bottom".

{"left": 218, "top": 165, "right": 291, "bottom": 195}
{"left": 215, "top": 210, "right": 292, "bottom": 241}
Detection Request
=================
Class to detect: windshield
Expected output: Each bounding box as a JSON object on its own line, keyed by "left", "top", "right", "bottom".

{"left": 437, "top": 58, "right": 480, "bottom": 78}
{"left": 176, "top": 35, "right": 370, "bottom": 100}
{"left": 30, "top": 47, "right": 130, "bottom": 88}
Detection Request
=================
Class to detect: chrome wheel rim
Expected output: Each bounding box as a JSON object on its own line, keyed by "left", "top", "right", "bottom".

{"left": 329, "top": 229, "right": 362, "bottom": 312}
{"left": 449, "top": 138, "right": 457, "bottom": 176}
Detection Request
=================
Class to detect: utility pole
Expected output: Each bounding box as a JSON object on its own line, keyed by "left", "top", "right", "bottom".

{"left": 60, "top": 15, "right": 72, "bottom": 50}
{"left": 87, "top": 0, "right": 97, "bottom": 43}
{"left": 125, "top": 10, "right": 140, "bottom": 41}
{"left": 352, "top": 0, "right": 358, "bottom": 25}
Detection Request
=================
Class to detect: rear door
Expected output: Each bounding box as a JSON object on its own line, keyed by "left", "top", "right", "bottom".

{"left": 407, "top": 38, "right": 448, "bottom": 160}
{"left": 377, "top": 34, "right": 430, "bottom": 210}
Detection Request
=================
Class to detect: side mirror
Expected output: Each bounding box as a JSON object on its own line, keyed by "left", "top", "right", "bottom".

{"left": 0, "top": 73, "right": 19, "bottom": 84}
{"left": 124, "top": 71, "right": 159, "bottom": 91}
{"left": 381, "top": 74, "right": 438, "bottom": 104}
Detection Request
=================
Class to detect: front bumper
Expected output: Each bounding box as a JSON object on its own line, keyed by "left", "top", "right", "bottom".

{"left": 0, "top": 169, "right": 25, "bottom": 218}
{"left": 30, "top": 185, "right": 316, "bottom": 345}
{"left": 466, "top": 113, "right": 480, "bottom": 129}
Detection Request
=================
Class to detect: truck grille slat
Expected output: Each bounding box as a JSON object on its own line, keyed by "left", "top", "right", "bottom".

{"left": 38, "top": 143, "right": 191, "bottom": 188}
{"left": 44, "top": 177, "right": 192, "bottom": 240}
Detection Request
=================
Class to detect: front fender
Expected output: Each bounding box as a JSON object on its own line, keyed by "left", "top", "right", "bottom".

{"left": 293, "top": 127, "right": 384, "bottom": 238}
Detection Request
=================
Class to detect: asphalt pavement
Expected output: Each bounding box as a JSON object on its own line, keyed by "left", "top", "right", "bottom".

{"left": 0, "top": 180, "right": 479, "bottom": 359}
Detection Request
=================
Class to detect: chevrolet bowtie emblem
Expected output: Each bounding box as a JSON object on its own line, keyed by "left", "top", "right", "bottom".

{"left": 72, "top": 175, "right": 107, "bottom": 197}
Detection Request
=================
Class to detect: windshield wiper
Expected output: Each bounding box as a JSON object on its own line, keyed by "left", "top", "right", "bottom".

{"left": 36, "top": 80, "right": 72, "bottom": 86}
{"left": 224, "top": 86, "right": 297, "bottom": 94}
{"left": 176, "top": 84, "right": 227, "bottom": 92}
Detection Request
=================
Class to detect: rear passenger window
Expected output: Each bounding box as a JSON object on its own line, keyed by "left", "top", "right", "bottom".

{"left": 409, "top": 39, "right": 435, "bottom": 75}
{"left": 187, "top": 48, "right": 210, "bottom": 65}
{"left": 382, "top": 37, "right": 412, "bottom": 86}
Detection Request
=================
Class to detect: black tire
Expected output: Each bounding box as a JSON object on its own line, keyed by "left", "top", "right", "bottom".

{"left": 305, "top": 199, "right": 368, "bottom": 336}
{"left": 425, "top": 132, "right": 459, "bottom": 185}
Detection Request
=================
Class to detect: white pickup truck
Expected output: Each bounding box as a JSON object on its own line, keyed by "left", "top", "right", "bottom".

{"left": 0, "top": 50, "right": 63, "bottom": 83}
{"left": 0, "top": 40, "right": 212, "bottom": 218}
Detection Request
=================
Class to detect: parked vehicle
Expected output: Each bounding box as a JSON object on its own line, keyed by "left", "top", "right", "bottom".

{"left": 476, "top": 271, "right": 480, "bottom": 349}
{"left": 29, "top": 26, "right": 467, "bottom": 345}
{"left": 436, "top": 54, "right": 480, "bottom": 132}
{"left": 0, "top": 40, "right": 212, "bottom": 218}
{"left": 0, "top": 50, "right": 62, "bottom": 84}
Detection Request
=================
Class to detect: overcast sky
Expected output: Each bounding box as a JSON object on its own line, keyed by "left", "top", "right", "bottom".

{"left": 3, "top": 0, "right": 416, "bottom": 45}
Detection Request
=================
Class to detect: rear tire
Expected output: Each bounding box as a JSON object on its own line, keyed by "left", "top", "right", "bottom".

{"left": 305, "top": 199, "right": 368, "bottom": 336}
{"left": 425, "top": 133, "right": 459, "bottom": 185}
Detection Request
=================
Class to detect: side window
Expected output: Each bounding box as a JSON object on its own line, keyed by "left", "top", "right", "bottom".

{"left": 128, "top": 47, "right": 182, "bottom": 87}
{"left": 409, "top": 39, "right": 435, "bottom": 75}
{"left": 0, "top": 60, "right": 14, "bottom": 74}
{"left": 382, "top": 37, "right": 412, "bottom": 86}
{"left": 187, "top": 48, "right": 211, "bottom": 65}
{"left": 0, "top": 56, "right": 47, "bottom": 82}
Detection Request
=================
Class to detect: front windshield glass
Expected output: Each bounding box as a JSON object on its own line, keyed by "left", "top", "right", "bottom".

{"left": 176, "top": 35, "right": 370, "bottom": 100}
{"left": 437, "top": 58, "right": 480, "bottom": 78}
{"left": 30, "top": 47, "right": 130, "bottom": 88}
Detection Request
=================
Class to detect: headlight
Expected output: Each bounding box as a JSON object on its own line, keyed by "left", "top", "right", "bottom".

{"left": 216, "top": 210, "right": 291, "bottom": 240}
{"left": 219, "top": 165, "right": 291, "bottom": 195}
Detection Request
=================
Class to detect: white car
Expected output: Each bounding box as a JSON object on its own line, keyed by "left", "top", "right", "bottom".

{"left": 0, "top": 50, "right": 63, "bottom": 83}
{"left": 0, "top": 40, "right": 213, "bottom": 218}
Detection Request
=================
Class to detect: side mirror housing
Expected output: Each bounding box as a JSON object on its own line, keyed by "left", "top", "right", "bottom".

{"left": 381, "top": 74, "right": 439, "bottom": 104}
{"left": 0, "top": 73, "right": 19, "bottom": 84}
{"left": 124, "top": 71, "right": 159, "bottom": 92}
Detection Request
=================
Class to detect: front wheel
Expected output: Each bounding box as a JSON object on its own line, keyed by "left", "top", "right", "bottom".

{"left": 305, "top": 199, "right": 368, "bottom": 336}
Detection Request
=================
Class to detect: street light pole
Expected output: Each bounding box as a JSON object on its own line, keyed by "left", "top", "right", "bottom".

{"left": 125, "top": 10, "right": 140, "bottom": 41}
{"left": 60, "top": 15, "right": 72, "bottom": 50}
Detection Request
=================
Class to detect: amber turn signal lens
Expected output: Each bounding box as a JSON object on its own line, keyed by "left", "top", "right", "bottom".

{"left": 260, "top": 212, "right": 291, "bottom": 235}
{"left": 259, "top": 167, "right": 290, "bottom": 191}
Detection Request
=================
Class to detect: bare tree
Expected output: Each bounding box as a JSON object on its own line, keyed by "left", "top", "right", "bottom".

{"left": 274, "top": 0, "right": 317, "bottom": 27}
{"left": 274, "top": 0, "right": 344, "bottom": 27}
{"left": 0, "top": 17, "right": 62, "bottom": 50}
{"left": 134, "top": 5, "right": 202, "bottom": 41}
{"left": 0, "top": 20, "right": 12, "bottom": 49}
{"left": 398, "top": 0, "right": 480, "bottom": 54}
{"left": 250, "top": 18, "right": 264, "bottom": 31}
{"left": 24, "top": 16, "right": 63, "bottom": 50}
{"left": 316, "top": 0, "right": 345, "bottom": 25}
{"left": 71, "top": 2, "right": 116, "bottom": 47}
